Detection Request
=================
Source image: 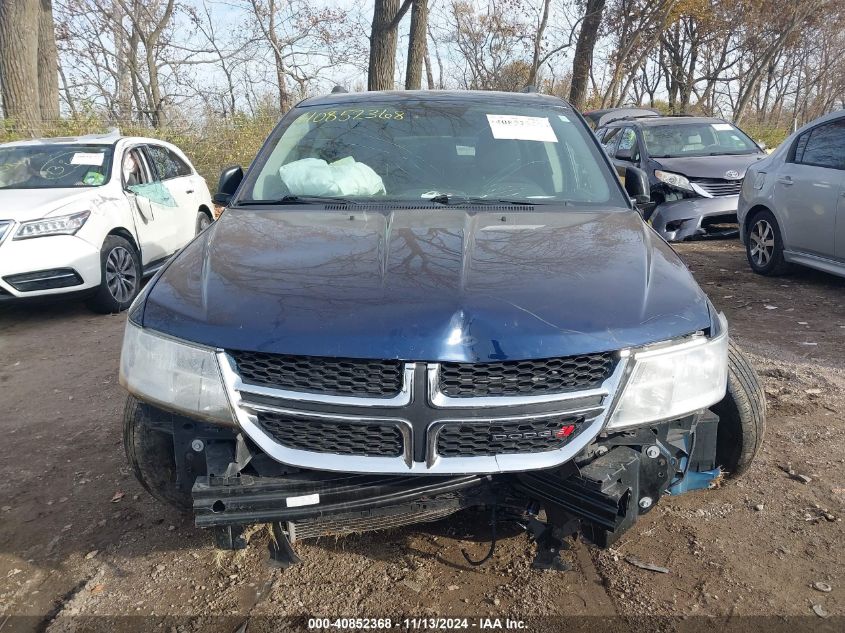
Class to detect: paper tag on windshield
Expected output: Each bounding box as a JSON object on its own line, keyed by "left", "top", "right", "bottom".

{"left": 71, "top": 152, "right": 105, "bottom": 166}
{"left": 487, "top": 115, "right": 557, "bottom": 143}
{"left": 711, "top": 123, "right": 733, "bottom": 131}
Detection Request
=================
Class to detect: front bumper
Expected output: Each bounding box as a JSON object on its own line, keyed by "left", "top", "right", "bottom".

{"left": 0, "top": 233, "right": 101, "bottom": 297}
{"left": 650, "top": 195, "right": 739, "bottom": 242}
{"left": 129, "top": 400, "right": 722, "bottom": 549}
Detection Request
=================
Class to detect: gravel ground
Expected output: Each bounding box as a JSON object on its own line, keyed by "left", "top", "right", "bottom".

{"left": 0, "top": 240, "right": 843, "bottom": 633}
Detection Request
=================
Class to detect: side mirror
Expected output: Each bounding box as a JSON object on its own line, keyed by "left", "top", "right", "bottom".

{"left": 756, "top": 139, "right": 767, "bottom": 151}
{"left": 213, "top": 165, "right": 244, "bottom": 206}
{"left": 615, "top": 162, "right": 655, "bottom": 217}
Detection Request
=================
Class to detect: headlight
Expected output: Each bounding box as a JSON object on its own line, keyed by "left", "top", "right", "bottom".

{"left": 654, "top": 170, "right": 694, "bottom": 192}
{"left": 14, "top": 211, "right": 90, "bottom": 240}
{"left": 607, "top": 314, "right": 729, "bottom": 430}
{"left": 119, "top": 322, "right": 234, "bottom": 425}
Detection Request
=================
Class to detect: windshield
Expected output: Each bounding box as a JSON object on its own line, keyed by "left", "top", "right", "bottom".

{"left": 241, "top": 101, "right": 626, "bottom": 207}
{"left": 0, "top": 144, "right": 114, "bottom": 189}
{"left": 643, "top": 122, "right": 759, "bottom": 158}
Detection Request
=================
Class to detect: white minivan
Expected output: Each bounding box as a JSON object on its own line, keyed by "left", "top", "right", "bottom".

{"left": 0, "top": 132, "right": 214, "bottom": 312}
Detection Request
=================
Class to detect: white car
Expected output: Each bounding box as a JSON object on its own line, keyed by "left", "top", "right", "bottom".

{"left": 0, "top": 132, "right": 214, "bottom": 312}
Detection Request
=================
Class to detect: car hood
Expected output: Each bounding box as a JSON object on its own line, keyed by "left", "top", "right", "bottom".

{"left": 0, "top": 188, "right": 100, "bottom": 222}
{"left": 141, "top": 207, "right": 714, "bottom": 361}
{"left": 652, "top": 153, "right": 767, "bottom": 180}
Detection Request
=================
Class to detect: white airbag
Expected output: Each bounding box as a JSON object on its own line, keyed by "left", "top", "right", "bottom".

{"left": 279, "top": 157, "right": 386, "bottom": 197}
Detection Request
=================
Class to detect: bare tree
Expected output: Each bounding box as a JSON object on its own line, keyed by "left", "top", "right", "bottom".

{"left": 369, "top": 0, "right": 412, "bottom": 90}
{"left": 0, "top": 0, "right": 43, "bottom": 131}
{"left": 406, "top": 0, "right": 428, "bottom": 89}
{"left": 569, "top": 0, "right": 605, "bottom": 109}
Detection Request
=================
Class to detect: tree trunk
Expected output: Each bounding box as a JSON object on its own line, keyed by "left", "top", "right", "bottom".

{"left": 405, "top": 0, "right": 427, "bottom": 90}
{"left": 0, "top": 0, "right": 41, "bottom": 132}
{"left": 569, "top": 0, "right": 605, "bottom": 110}
{"left": 527, "top": 0, "right": 551, "bottom": 89}
{"left": 37, "top": 0, "right": 59, "bottom": 122}
{"left": 369, "top": 0, "right": 411, "bottom": 90}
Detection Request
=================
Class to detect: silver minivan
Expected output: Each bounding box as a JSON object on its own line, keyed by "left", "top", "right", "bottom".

{"left": 738, "top": 110, "right": 845, "bottom": 278}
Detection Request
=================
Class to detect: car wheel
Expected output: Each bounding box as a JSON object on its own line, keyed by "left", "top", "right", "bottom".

{"left": 746, "top": 209, "right": 790, "bottom": 275}
{"left": 196, "top": 211, "right": 213, "bottom": 235}
{"left": 124, "top": 396, "right": 192, "bottom": 511}
{"left": 86, "top": 235, "right": 142, "bottom": 313}
{"left": 711, "top": 342, "right": 766, "bottom": 478}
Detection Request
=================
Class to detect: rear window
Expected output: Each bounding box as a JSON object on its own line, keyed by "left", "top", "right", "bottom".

{"left": 643, "top": 122, "right": 759, "bottom": 158}
{"left": 241, "top": 101, "right": 627, "bottom": 208}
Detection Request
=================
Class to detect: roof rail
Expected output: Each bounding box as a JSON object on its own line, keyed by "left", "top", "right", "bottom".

{"left": 331, "top": 85, "right": 348, "bottom": 94}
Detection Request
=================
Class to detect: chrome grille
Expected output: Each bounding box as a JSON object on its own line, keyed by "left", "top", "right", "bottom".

{"left": 435, "top": 415, "right": 585, "bottom": 457}
{"left": 231, "top": 351, "right": 403, "bottom": 397}
{"left": 437, "top": 354, "right": 614, "bottom": 397}
{"left": 255, "top": 410, "right": 404, "bottom": 457}
{"left": 691, "top": 178, "right": 743, "bottom": 196}
{"left": 220, "top": 349, "right": 627, "bottom": 475}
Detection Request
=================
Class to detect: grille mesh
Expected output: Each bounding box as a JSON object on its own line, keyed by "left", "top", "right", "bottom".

{"left": 438, "top": 354, "right": 614, "bottom": 397}
{"left": 690, "top": 178, "right": 743, "bottom": 196}
{"left": 436, "top": 416, "right": 585, "bottom": 457}
{"left": 232, "top": 351, "right": 403, "bottom": 397}
{"left": 256, "top": 411, "right": 404, "bottom": 457}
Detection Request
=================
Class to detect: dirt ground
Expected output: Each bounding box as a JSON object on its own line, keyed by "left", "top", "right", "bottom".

{"left": 1, "top": 240, "right": 843, "bottom": 633}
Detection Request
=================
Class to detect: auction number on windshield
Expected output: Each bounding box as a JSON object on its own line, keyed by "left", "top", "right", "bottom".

{"left": 297, "top": 109, "right": 405, "bottom": 124}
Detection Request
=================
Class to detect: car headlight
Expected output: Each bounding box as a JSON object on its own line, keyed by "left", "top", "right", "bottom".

{"left": 654, "top": 170, "right": 694, "bottom": 193}
{"left": 119, "top": 322, "right": 235, "bottom": 425}
{"left": 14, "top": 210, "right": 90, "bottom": 240}
{"left": 607, "top": 313, "right": 729, "bottom": 430}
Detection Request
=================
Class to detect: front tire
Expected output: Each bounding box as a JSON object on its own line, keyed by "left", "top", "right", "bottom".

{"left": 712, "top": 342, "right": 766, "bottom": 478}
{"left": 86, "top": 235, "right": 141, "bottom": 313}
{"left": 124, "top": 397, "right": 192, "bottom": 511}
{"left": 746, "top": 209, "right": 790, "bottom": 276}
{"left": 196, "top": 211, "right": 212, "bottom": 235}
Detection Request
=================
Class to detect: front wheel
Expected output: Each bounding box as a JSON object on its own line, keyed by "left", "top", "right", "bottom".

{"left": 712, "top": 342, "right": 766, "bottom": 478}
{"left": 195, "top": 211, "right": 212, "bottom": 235}
{"left": 86, "top": 235, "right": 142, "bottom": 313}
{"left": 746, "top": 209, "right": 790, "bottom": 276}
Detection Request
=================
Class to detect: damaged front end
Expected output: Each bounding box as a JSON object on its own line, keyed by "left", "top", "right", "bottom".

{"left": 648, "top": 171, "right": 743, "bottom": 241}
{"left": 128, "top": 399, "right": 724, "bottom": 569}
{"left": 121, "top": 306, "right": 749, "bottom": 569}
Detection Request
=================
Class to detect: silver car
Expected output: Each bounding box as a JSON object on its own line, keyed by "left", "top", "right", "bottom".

{"left": 738, "top": 110, "right": 845, "bottom": 278}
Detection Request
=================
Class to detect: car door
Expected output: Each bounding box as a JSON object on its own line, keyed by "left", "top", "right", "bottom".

{"left": 775, "top": 118, "right": 845, "bottom": 258}
{"left": 144, "top": 144, "right": 198, "bottom": 246}
{"left": 122, "top": 147, "right": 174, "bottom": 266}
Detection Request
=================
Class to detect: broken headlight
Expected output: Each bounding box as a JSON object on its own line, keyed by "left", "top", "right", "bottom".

{"left": 607, "top": 313, "right": 728, "bottom": 430}
{"left": 654, "top": 170, "right": 694, "bottom": 193}
{"left": 119, "top": 322, "right": 234, "bottom": 425}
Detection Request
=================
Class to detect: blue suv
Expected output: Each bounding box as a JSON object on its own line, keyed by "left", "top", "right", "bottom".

{"left": 119, "top": 90, "right": 765, "bottom": 567}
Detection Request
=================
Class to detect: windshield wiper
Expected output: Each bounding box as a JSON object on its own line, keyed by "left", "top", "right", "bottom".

{"left": 429, "top": 193, "right": 542, "bottom": 206}
{"left": 237, "top": 195, "right": 355, "bottom": 206}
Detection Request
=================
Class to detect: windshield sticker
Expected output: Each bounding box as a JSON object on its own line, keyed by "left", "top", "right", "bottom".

{"left": 70, "top": 152, "right": 105, "bottom": 166}
{"left": 711, "top": 123, "right": 733, "bottom": 131}
{"left": 297, "top": 109, "right": 405, "bottom": 124}
{"left": 455, "top": 145, "right": 475, "bottom": 156}
{"left": 82, "top": 171, "right": 105, "bottom": 186}
{"left": 486, "top": 115, "right": 557, "bottom": 143}
{"left": 558, "top": 114, "right": 571, "bottom": 123}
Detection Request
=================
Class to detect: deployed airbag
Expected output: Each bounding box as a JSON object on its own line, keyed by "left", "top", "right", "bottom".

{"left": 279, "top": 157, "right": 386, "bottom": 197}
